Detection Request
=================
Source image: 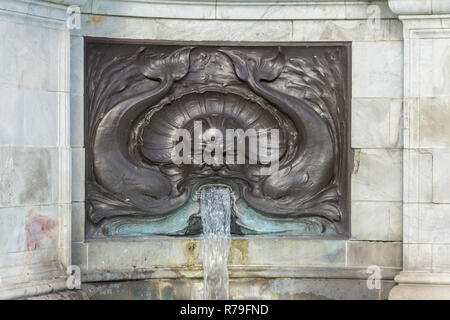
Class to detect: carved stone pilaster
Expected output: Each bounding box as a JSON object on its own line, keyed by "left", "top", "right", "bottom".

{"left": 388, "top": 0, "right": 450, "bottom": 300}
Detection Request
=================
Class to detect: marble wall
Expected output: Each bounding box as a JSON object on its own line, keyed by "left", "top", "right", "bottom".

{"left": 0, "top": 1, "right": 71, "bottom": 299}
{"left": 68, "top": 0, "right": 404, "bottom": 300}
{"left": 2, "top": 0, "right": 450, "bottom": 299}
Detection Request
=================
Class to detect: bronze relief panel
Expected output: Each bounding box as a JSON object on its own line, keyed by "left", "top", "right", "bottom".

{"left": 84, "top": 39, "right": 351, "bottom": 238}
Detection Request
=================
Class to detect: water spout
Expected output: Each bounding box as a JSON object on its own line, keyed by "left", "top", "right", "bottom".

{"left": 200, "top": 186, "right": 232, "bottom": 300}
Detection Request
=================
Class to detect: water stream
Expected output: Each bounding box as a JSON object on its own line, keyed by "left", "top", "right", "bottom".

{"left": 200, "top": 186, "right": 232, "bottom": 300}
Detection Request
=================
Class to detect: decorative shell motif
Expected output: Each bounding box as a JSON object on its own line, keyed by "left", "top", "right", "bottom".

{"left": 85, "top": 43, "right": 350, "bottom": 237}
{"left": 139, "top": 92, "right": 286, "bottom": 164}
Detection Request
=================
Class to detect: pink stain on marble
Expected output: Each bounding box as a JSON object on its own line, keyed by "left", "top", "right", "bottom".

{"left": 26, "top": 209, "right": 57, "bottom": 251}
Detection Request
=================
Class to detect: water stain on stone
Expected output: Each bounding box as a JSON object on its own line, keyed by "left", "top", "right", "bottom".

{"left": 161, "top": 285, "right": 174, "bottom": 300}
{"left": 183, "top": 240, "right": 200, "bottom": 266}
{"left": 26, "top": 210, "right": 57, "bottom": 250}
{"left": 18, "top": 149, "right": 51, "bottom": 204}
{"left": 321, "top": 24, "right": 334, "bottom": 40}
{"left": 229, "top": 239, "right": 249, "bottom": 265}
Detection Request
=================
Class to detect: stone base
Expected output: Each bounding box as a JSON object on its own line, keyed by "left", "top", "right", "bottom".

{"left": 82, "top": 278, "right": 395, "bottom": 300}
{"left": 25, "top": 290, "right": 89, "bottom": 300}
{"left": 389, "top": 272, "right": 450, "bottom": 300}
{"left": 0, "top": 278, "right": 67, "bottom": 300}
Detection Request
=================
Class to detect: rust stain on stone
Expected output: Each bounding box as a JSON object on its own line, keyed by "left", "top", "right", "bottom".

{"left": 352, "top": 149, "right": 361, "bottom": 175}
{"left": 26, "top": 210, "right": 57, "bottom": 251}
{"left": 89, "top": 16, "right": 105, "bottom": 24}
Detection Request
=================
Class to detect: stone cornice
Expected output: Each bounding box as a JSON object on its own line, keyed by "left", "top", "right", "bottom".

{"left": 2, "top": 0, "right": 397, "bottom": 20}
{"left": 0, "top": 0, "right": 70, "bottom": 26}
{"left": 389, "top": 0, "right": 450, "bottom": 16}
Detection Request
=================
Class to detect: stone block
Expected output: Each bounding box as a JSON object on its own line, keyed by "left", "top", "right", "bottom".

{"left": 245, "top": 239, "right": 346, "bottom": 267}
{"left": 352, "top": 149, "right": 403, "bottom": 201}
{"left": 0, "top": 19, "right": 58, "bottom": 91}
{"left": 404, "top": 243, "right": 433, "bottom": 271}
{"left": 293, "top": 19, "right": 394, "bottom": 42}
{"left": 82, "top": 278, "right": 395, "bottom": 300}
{"left": 71, "top": 242, "right": 88, "bottom": 272}
{"left": 402, "top": 203, "right": 419, "bottom": 243}
{"left": 351, "top": 201, "right": 402, "bottom": 241}
{"left": 347, "top": 241, "right": 402, "bottom": 267}
{"left": 0, "top": 88, "right": 59, "bottom": 146}
{"left": 24, "top": 205, "right": 59, "bottom": 251}
{"left": 86, "top": 240, "right": 195, "bottom": 271}
{"left": 433, "top": 149, "right": 450, "bottom": 203}
{"left": 352, "top": 41, "right": 403, "bottom": 98}
{"left": 91, "top": 0, "right": 215, "bottom": 19}
{"left": 403, "top": 149, "right": 433, "bottom": 204}
{"left": 154, "top": 19, "right": 292, "bottom": 42}
{"left": 432, "top": 245, "right": 450, "bottom": 272}
{"left": 70, "top": 35, "right": 84, "bottom": 96}
{"left": 25, "top": 290, "right": 89, "bottom": 300}
{"left": 74, "top": 15, "right": 292, "bottom": 42}
{"left": 0, "top": 248, "right": 60, "bottom": 270}
{"left": 70, "top": 94, "right": 84, "bottom": 147}
{"left": 418, "top": 39, "right": 450, "bottom": 98}
{"left": 420, "top": 98, "right": 450, "bottom": 147}
{"left": 0, "top": 207, "right": 26, "bottom": 253}
{"left": 216, "top": 2, "right": 346, "bottom": 20}
{"left": 71, "top": 202, "right": 85, "bottom": 243}
{"left": 418, "top": 204, "right": 450, "bottom": 243}
{"left": 0, "top": 147, "right": 58, "bottom": 207}
{"left": 352, "top": 98, "right": 403, "bottom": 148}
{"left": 71, "top": 148, "right": 85, "bottom": 202}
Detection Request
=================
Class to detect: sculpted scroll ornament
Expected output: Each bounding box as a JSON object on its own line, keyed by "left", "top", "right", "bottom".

{"left": 85, "top": 42, "right": 350, "bottom": 237}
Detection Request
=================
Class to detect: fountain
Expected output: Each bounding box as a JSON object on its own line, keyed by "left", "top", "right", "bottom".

{"left": 200, "top": 186, "right": 232, "bottom": 300}
{"left": 85, "top": 43, "right": 350, "bottom": 239}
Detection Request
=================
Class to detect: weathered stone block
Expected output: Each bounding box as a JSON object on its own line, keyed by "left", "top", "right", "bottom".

{"left": 25, "top": 290, "right": 89, "bottom": 300}
{"left": 74, "top": 15, "right": 293, "bottom": 42}
{"left": 24, "top": 205, "right": 59, "bottom": 251}
{"left": 71, "top": 202, "right": 85, "bottom": 243}
{"left": 352, "top": 41, "right": 403, "bottom": 98}
{"left": 347, "top": 241, "right": 402, "bottom": 267}
{"left": 86, "top": 240, "right": 195, "bottom": 271}
{"left": 0, "top": 19, "right": 58, "bottom": 91}
{"left": 418, "top": 39, "right": 450, "bottom": 98}
{"left": 404, "top": 243, "right": 432, "bottom": 271}
{"left": 92, "top": 0, "right": 215, "bottom": 19}
{"left": 70, "top": 35, "right": 84, "bottom": 96}
{"left": 0, "top": 207, "right": 26, "bottom": 253}
{"left": 71, "top": 148, "right": 85, "bottom": 203}
{"left": 420, "top": 98, "right": 450, "bottom": 147}
{"left": 0, "top": 147, "right": 58, "bottom": 207}
{"left": 0, "top": 88, "right": 59, "bottom": 146}
{"left": 432, "top": 245, "right": 450, "bottom": 272}
{"left": 351, "top": 98, "right": 402, "bottom": 148}
{"left": 418, "top": 204, "right": 450, "bottom": 243}
{"left": 217, "top": 3, "right": 346, "bottom": 20}
{"left": 433, "top": 149, "right": 450, "bottom": 203}
{"left": 352, "top": 149, "right": 403, "bottom": 201}
{"left": 71, "top": 242, "right": 88, "bottom": 271}
{"left": 70, "top": 94, "right": 84, "bottom": 147}
{"left": 351, "top": 201, "right": 402, "bottom": 241}
{"left": 245, "top": 239, "right": 346, "bottom": 266}
{"left": 293, "top": 19, "right": 396, "bottom": 42}
{"left": 81, "top": 278, "right": 395, "bottom": 300}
